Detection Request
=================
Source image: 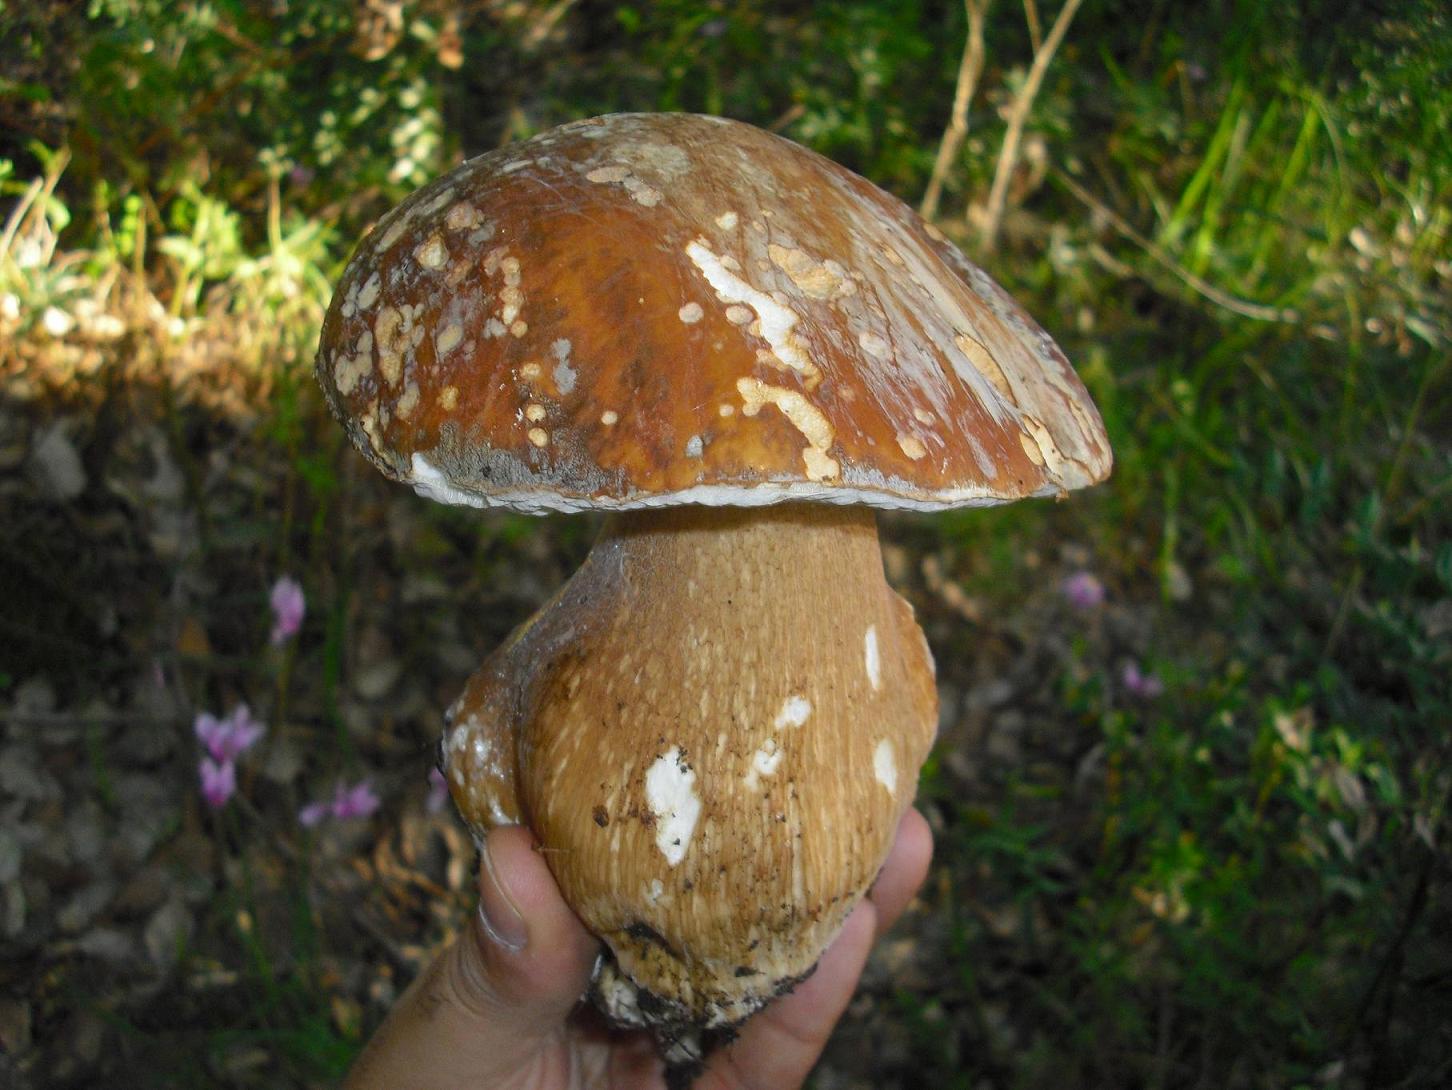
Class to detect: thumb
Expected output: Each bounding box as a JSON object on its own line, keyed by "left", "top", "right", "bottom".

{"left": 461, "top": 825, "right": 601, "bottom": 1035}
{"left": 345, "top": 826, "right": 600, "bottom": 1089}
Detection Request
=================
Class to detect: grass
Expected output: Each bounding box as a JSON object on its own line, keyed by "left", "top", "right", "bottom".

{"left": 1, "top": 1, "right": 1449, "bottom": 1087}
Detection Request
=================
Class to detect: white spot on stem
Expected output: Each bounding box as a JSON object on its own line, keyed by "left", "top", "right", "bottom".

{"left": 873, "top": 740, "right": 897, "bottom": 795}
{"left": 743, "top": 737, "right": 784, "bottom": 792}
{"left": 864, "top": 625, "right": 881, "bottom": 691}
{"left": 774, "top": 695, "right": 812, "bottom": 730}
{"left": 645, "top": 747, "right": 700, "bottom": 867}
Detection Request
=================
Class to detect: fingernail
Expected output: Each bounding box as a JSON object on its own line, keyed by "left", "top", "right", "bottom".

{"left": 478, "top": 836, "right": 528, "bottom": 952}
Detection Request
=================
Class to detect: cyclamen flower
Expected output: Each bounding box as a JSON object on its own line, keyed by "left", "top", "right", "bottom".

{"left": 195, "top": 704, "right": 267, "bottom": 763}
{"left": 1121, "top": 661, "right": 1165, "bottom": 698}
{"left": 199, "top": 757, "right": 237, "bottom": 809}
{"left": 269, "top": 576, "right": 306, "bottom": 645}
{"left": 1060, "top": 571, "right": 1106, "bottom": 610}
{"left": 426, "top": 767, "right": 450, "bottom": 814}
{"left": 300, "top": 779, "right": 381, "bottom": 827}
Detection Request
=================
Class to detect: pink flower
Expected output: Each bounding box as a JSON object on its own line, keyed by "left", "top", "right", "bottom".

{"left": 426, "top": 767, "right": 450, "bottom": 813}
{"left": 299, "top": 779, "right": 381, "bottom": 827}
{"left": 269, "top": 576, "right": 306, "bottom": 645}
{"left": 1121, "top": 661, "right": 1165, "bottom": 698}
{"left": 333, "top": 779, "right": 381, "bottom": 820}
{"left": 195, "top": 704, "right": 266, "bottom": 763}
{"left": 1061, "top": 571, "right": 1106, "bottom": 610}
{"left": 199, "top": 758, "right": 236, "bottom": 809}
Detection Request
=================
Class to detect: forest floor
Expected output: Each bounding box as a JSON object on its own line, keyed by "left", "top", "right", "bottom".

{"left": 2, "top": 342, "right": 1160, "bottom": 1088}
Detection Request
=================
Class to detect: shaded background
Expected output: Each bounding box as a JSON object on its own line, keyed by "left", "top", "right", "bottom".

{"left": 1, "top": 1, "right": 1448, "bottom": 1086}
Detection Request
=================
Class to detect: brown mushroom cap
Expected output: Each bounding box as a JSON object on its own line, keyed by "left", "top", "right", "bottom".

{"left": 316, "top": 112, "right": 1110, "bottom": 514}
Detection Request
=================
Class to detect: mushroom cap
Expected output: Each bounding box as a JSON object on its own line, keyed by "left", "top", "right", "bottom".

{"left": 316, "top": 112, "right": 1111, "bottom": 514}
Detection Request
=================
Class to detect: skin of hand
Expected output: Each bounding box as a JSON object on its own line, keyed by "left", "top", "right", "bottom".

{"left": 345, "top": 808, "right": 934, "bottom": 1090}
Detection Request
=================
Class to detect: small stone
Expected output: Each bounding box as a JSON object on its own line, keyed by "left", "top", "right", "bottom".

{"left": 0, "top": 995, "right": 31, "bottom": 1054}
{"left": 10, "top": 676, "right": 56, "bottom": 719}
{"left": 57, "top": 880, "right": 116, "bottom": 933}
{"left": 65, "top": 800, "right": 107, "bottom": 866}
{"left": 0, "top": 745, "right": 59, "bottom": 802}
{"left": 77, "top": 927, "right": 135, "bottom": 963}
{"left": 2, "top": 882, "right": 24, "bottom": 939}
{"left": 144, "top": 898, "right": 194, "bottom": 971}
{"left": 262, "top": 734, "right": 304, "bottom": 785}
{"left": 114, "top": 862, "right": 170, "bottom": 915}
{"left": 28, "top": 422, "right": 86, "bottom": 501}
{"left": 0, "top": 829, "right": 20, "bottom": 884}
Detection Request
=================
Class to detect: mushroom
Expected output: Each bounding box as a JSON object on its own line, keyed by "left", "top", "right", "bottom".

{"left": 315, "top": 113, "right": 1111, "bottom": 1077}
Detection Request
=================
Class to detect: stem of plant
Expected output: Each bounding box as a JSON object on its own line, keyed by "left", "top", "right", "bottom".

{"left": 921, "top": 0, "right": 990, "bottom": 223}
{"left": 981, "top": 0, "right": 1084, "bottom": 253}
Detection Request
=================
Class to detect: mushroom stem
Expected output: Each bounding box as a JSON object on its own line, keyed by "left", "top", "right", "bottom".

{"left": 443, "top": 502, "right": 937, "bottom": 1051}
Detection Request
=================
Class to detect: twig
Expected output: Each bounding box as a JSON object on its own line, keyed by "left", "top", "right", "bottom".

{"left": 920, "top": 0, "right": 991, "bottom": 222}
{"left": 981, "top": 0, "right": 1083, "bottom": 252}
{"left": 767, "top": 103, "right": 806, "bottom": 133}
{"left": 1052, "top": 166, "right": 1300, "bottom": 323}
{"left": 0, "top": 148, "right": 69, "bottom": 269}
{"left": 1023, "top": 0, "right": 1043, "bottom": 53}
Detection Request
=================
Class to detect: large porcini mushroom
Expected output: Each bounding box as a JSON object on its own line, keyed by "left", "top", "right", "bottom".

{"left": 316, "top": 113, "right": 1110, "bottom": 1075}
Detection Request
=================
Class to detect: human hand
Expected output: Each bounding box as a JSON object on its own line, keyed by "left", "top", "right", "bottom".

{"left": 345, "top": 808, "right": 933, "bottom": 1089}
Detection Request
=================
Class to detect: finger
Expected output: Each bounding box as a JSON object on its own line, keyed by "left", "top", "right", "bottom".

{"left": 457, "top": 825, "right": 601, "bottom": 1031}
{"left": 701, "top": 902, "right": 877, "bottom": 1090}
{"left": 868, "top": 807, "right": 933, "bottom": 938}
{"left": 344, "top": 826, "right": 599, "bottom": 1089}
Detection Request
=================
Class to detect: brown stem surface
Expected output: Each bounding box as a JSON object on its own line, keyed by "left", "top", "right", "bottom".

{"left": 443, "top": 502, "right": 938, "bottom": 1041}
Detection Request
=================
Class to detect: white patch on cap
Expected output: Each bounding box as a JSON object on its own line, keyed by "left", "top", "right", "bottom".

{"left": 414, "top": 233, "right": 448, "bottom": 269}
{"left": 716, "top": 211, "right": 738, "bottom": 230}
{"left": 585, "top": 164, "right": 663, "bottom": 206}
{"left": 645, "top": 747, "right": 700, "bottom": 867}
{"left": 873, "top": 739, "right": 897, "bottom": 796}
{"left": 768, "top": 244, "right": 854, "bottom": 299}
{"left": 419, "top": 186, "right": 456, "bottom": 216}
{"left": 436, "top": 323, "right": 463, "bottom": 355}
{"left": 774, "top": 695, "right": 812, "bottom": 730}
{"left": 355, "top": 272, "right": 381, "bottom": 311}
{"left": 897, "top": 433, "right": 928, "bottom": 460}
{"left": 684, "top": 435, "right": 703, "bottom": 458}
{"left": 736, "top": 377, "right": 839, "bottom": 480}
{"left": 600, "top": 410, "right": 619, "bottom": 426}
{"left": 953, "top": 331, "right": 1013, "bottom": 399}
{"left": 864, "top": 625, "right": 881, "bottom": 691}
{"left": 678, "top": 302, "right": 704, "bottom": 324}
{"left": 551, "top": 338, "right": 577, "bottom": 394}
{"left": 445, "top": 202, "right": 482, "bottom": 232}
{"left": 685, "top": 239, "right": 818, "bottom": 382}
{"left": 859, "top": 330, "right": 891, "bottom": 358}
{"left": 586, "top": 165, "right": 630, "bottom": 184}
